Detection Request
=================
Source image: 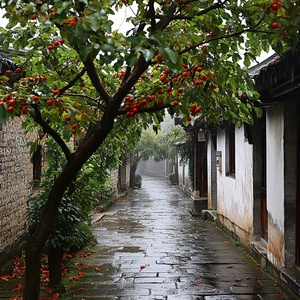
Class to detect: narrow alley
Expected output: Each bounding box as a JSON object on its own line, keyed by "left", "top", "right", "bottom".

{"left": 66, "top": 176, "right": 293, "bottom": 300}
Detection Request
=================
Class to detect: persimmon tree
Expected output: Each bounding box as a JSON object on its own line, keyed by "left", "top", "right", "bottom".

{"left": 0, "top": 0, "right": 299, "bottom": 298}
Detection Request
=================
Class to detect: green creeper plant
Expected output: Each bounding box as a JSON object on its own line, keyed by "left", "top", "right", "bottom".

{"left": 0, "top": 1, "right": 298, "bottom": 298}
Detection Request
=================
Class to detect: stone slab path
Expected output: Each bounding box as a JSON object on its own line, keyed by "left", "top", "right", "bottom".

{"left": 66, "top": 176, "right": 294, "bottom": 300}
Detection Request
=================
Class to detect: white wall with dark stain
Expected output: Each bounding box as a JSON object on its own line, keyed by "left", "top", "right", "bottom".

{"left": 266, "top": 105, "right": 285, "bottom": 269}
{"left": 216, "top": 124, "right": 254, "bottom": 245}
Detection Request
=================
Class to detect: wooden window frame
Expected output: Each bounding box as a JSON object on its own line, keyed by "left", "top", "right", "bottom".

{"left": 226, "top": 123, "right": 235, "bottom": 177}
{"left": 32, "top": 144, "right": 42, "bottom": 184}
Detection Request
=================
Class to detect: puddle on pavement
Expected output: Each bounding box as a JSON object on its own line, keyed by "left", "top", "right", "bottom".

{"left": 117, "top": 246, "right": 143, "bottom": 253}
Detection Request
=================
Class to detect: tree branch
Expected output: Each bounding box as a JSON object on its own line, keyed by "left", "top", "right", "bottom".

{"left": 149, "top": 0, "right": 156, "bottom": 32}
{"left": 63, "top": 93, "right": 98, "bottom": 102}
{"left": 59, "top": 67, "right": 87, "bottom": 95}
{"left": 155, "top": 1, "right": 224, "bottom": 31}
{"left": 82, "top": 56, "right": 111, "bottom": 103}
{"left": 179, "top": 26, "right": 274, "bottom": 56}
{"left": 30, "top": 104, "right": 71, "bottom": 159}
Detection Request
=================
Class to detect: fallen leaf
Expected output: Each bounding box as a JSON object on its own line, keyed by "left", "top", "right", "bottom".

{"left": 140, "top": 264, "right": 150, "bottom": 269}
{"left": 196, "top": 281, "right": 204, "bottom": 284}
{"left": 0, "top": 275, "right": 10, "bottom": 281}
{"left": 13, "top": 282, "right": 23, "bottom": 292}
{"left": 52, "top": 293, "right": 60, "bottom": 299}
{"left": 78, "top": 271, "right": 86, "bottom": 276}
{"left": 94, "top": 267, "right": 100, "bottom": 272}
{"left": 225, "top": 265, "right": 234, "bottom": 268}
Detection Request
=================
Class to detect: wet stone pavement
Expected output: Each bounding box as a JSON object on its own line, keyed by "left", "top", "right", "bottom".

{"left": 66, "top": 176, "right": 293, "bottom": 300}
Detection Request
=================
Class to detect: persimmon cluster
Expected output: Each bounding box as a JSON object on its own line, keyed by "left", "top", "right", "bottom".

{"left": 120, "top": 53, "right": 216, "bottom": 121}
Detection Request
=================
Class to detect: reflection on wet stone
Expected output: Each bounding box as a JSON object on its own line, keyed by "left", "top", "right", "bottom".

{"left": 66, "top": 176, "right": 294, "bottom": 300}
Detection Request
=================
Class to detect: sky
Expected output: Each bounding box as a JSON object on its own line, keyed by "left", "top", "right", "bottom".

{"left": 0, "top": 9, "right": 7, "bottom": 27}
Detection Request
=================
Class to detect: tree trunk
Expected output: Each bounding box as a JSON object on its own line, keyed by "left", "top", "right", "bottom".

{"left": 23, "top": 123, "right": 114, "bottom": 299}
{"left": 24, "top": 245, "right": 42, "bottom": 300}
{"left": 48, "top": 246, "right": 64, "bottom": 290}
{"left": 23, "top": 166, "right": 76, "bottom": 300}
{"left": 23, "top": 54, "right": 149, "bottom": 300}
{"left": 129, "top": 153, "right": 142, "bottom": 188}
{"left": 129, "top": 163, "right": 137, "bottom": 188}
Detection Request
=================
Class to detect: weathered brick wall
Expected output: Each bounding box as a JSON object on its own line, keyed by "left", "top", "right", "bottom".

{"left": 0, "top": 118, "right": 35, "bottom": 273}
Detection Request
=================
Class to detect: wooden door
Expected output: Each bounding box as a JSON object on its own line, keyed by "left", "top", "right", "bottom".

{"left": 297, "top": 179, "right": 300, "bottom": 267}
{"left": 261, "top": 114, "right": 268, "bottom": 241}
{"left": 194, "top": 140, "right": 208, "bottom": 197}
{"left": 296, "top": 103, "right": 300, "bottom": 267}
{"left": 199, "top": 141, "right": 208, "bottom": 197}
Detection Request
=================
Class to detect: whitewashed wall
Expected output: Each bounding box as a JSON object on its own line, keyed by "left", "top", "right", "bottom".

{"left": 177, "top": 159, "right": 192, "bottom": 195}
{"left": 216, "top": 125, "right": 254, "bottom": 245}
{"left": 266, "top": 105, "right": 285, "bottom": 269}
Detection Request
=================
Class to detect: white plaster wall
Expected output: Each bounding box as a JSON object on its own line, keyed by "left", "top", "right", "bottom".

{"left": 266, "top": 106, "right": 284, "bottom": 231}
{"left": 266, "top": 105, "right": 285, "bottom": 268}
{"left": 217, "top": 125, "right": 254, "bottom": 235}
{"left": 178, "top": 158, "right": 192, "bottom": 194}
{"left": 178, "top": 161, "right": 185, "bottom": 187}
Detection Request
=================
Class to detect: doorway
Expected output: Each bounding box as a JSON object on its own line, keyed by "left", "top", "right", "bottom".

{"left": 296, "top": 103, "right": 300, "bottom": 267}
{"left": 261, "top": 114, "right": 268, "bottom": 241}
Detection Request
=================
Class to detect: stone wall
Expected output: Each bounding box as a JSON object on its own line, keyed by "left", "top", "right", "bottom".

{"left": 0, "top": 118, "right": 36, "bottom": 273}
{"left": 109, "top": 168, "right": 119, "bottom": 198}
{"left": 137, "top": 157, "right": 174, "bottom": 177}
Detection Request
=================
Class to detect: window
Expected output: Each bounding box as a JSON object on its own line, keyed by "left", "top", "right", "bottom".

{"left": 32, "top": 144, "right": 42, "bottom": 184}
{"left": 226, "top": 123, "right": 235, "bottom": 177}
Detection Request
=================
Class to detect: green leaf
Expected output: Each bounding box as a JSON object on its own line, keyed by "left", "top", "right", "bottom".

{"left": 164, "top": 48, "right": 179, "bottom": 65}
{"left": 254, "top": 107, "right": 263, "bottom": 118}
{"left": 228, "top": 77, "right": 237, "bottom": 91}
{"left": 0, "top": 106, "right": 9, "bottom": 124}
{"left": 89, "top": 17, "right": 101, "bottom": 32}
{"left": 141, "top": 49, "right": 155, "bottom": 62}
{"left": 243, "top": 53, "right": 251, "bottom": 68}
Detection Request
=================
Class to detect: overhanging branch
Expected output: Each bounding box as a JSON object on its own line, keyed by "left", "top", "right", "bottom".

{"left": 59, "top": 67, "right": 87, "bottom": 95}
{"left": 155, "top": 1, "right": 224, "bottom": 31}
{"left": 30, "top": 104, "right": 71, "bottom": 159}
{"left": 82, "top": 56, "right": 111, "bottom": 103}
